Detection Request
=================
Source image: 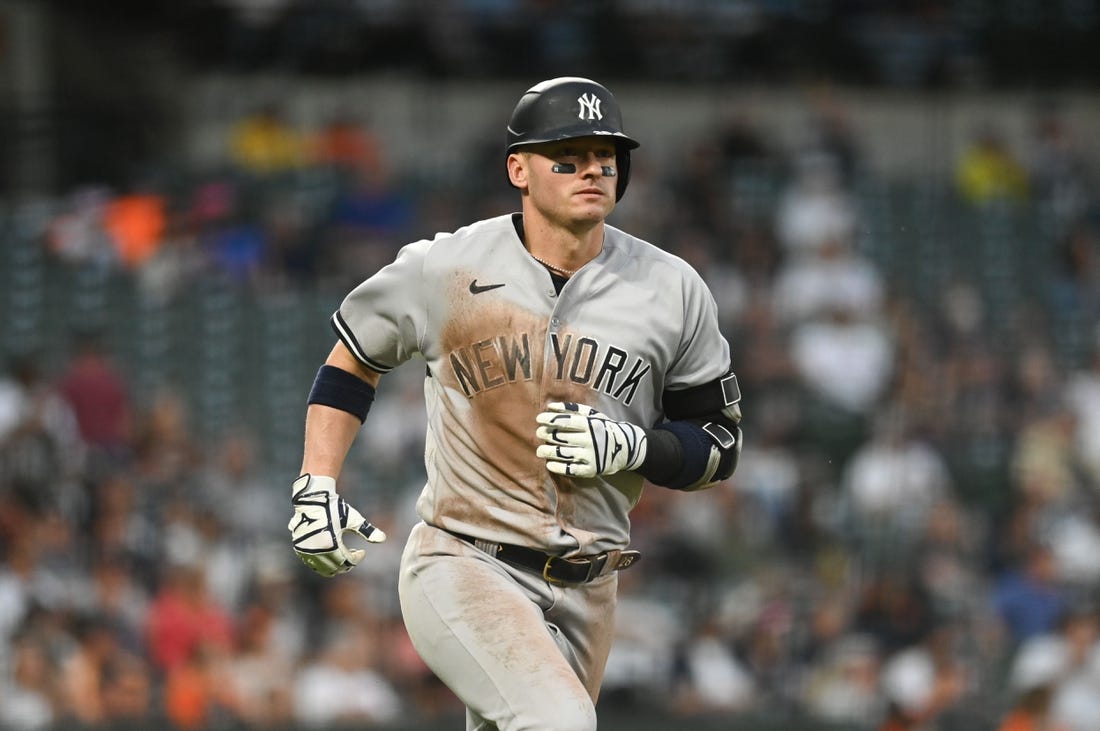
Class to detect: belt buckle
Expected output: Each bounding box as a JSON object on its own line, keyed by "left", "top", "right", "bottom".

{"left": 542, "top": 555, "right": 568, "bottom": 586}
{"left": 544, "top": 554, "right": 609, "bottom": 585}
{"left": 543, "top": 555, "right": 596, "bottom": 586}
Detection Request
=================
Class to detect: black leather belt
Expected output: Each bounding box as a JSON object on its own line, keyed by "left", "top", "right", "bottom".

{"left": 449, "top": 531, "right": 641, "bottom": 586}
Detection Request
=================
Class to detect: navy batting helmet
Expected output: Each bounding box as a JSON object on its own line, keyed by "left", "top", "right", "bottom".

{"left": 506, "top": 77, "right": 640, "bottom": 201}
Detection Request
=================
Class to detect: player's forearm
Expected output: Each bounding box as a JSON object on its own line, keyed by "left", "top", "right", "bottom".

{"left": 300, "top": 403, "right": 364, "bottom": 479}
{"left": 298, "top": 341, "right": 382, "bottom": 479}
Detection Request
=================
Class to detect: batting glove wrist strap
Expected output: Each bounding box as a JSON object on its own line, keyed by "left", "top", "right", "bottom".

{"left": 535, "top": 402, "right": 647, "bottom": 478}
{"left": 288, "top": 474, "right": 386, "bottom": 577}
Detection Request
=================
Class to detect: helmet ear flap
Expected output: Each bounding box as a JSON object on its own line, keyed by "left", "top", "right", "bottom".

{"left": 615, "top": 147, "right": 631, "bottom": 202}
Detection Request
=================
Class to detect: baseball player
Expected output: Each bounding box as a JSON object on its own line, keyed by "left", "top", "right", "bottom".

{"left": 288, "top": 77, "right": 743, "bottom": 731}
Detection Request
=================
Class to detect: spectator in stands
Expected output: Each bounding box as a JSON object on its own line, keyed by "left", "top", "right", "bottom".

{"left": 955, "top": 124, "right": 1029, "bottom": 205}
{"left": 86, "top": 551, "right": 148, "bottom": 656}
{"left": 1065, "top": 337, "right": 1100, "bottom": 488}
{"left": 44, "top": 186, "right": 116, "bottom": 269}
{"left": 992, "top": 543, "right": 1070, "bottom": 645}
{"left": 0, "top": 500, "right": 62, "bottom": 654}
{"left": 144, "top": 562, "right": 234, "bottom": 675}
{"left": 1009, "top": 397, "right": 1080, "bottom": 508}
{"left": 324, "top": 156, "right": 416, "bottom": 280}
{"left": 137, "top": 207, "right": 207, "bottom": 304}
{"left": 1049, "top": 220, "right": 1100, "bottom": 321}
{"left": 130, "top": 386, "right": 203, "bottom": 495}
{"left": 803, "top": 92, "right": 863, "bottom": 187}
{"left": 673, "top": 615, "right": 757, "bottom": 714}
{"left": 55, "top": 612, "right": 151, "bottom": 727}
{"left": 1000, "top": 607, "right": 1100, "bottom": 731}
{"left": 218, "top": 600, "right": 296, "bottom": 727}
{"left": 201, "top": 206, "right": 270, "bottom": 285}
{"left": 725, "top": 395, "right": 802, "bottom": 546}
{"left": 198, "top": 431, "right": 285, "bottom": 544}
{"left": 598, "top": 576, "right": 683, "bottom": 709}
{"left": 999, "top": 634, "right": 1071, "bottom": 731}
{"left": 877, "top": 651, "right": 928, "bottom": 731}
{"left": 855, "top": 571, "right": 937, "bottom": 662}
{"left": 715, "top": 111, "right": 773, "bottom": 173}
{"left": 102, "top": 187, "right": 168, "bottom": 270}
{"left": 98, "top": 650, "right": 153, "bottom": 727}
{"left": 771, "top": 232, "right": 885, "bottom": 326}
{"left": 57, "top": 330, "right": 132, "bottom": 462}
{"left": 308, "top": 110, "right": 382, "bottom": 176}
{"left": 913, "top": 497, "right": 985, "bottom": 620}
{"left": 792, "top": 305, "right": 891, "bottom": 419}
{"left": 0, "top": 634, "right": 58, "bottom": 731}
{"left": 1050, "top": 640, "right": 1100, "bottom": 731}
{"left": 229, "top": 102, "right": 305, "bottom": 177}
{"left": 841, "top": 404, "right": 953, "bottom": 552}
{"left": 0, "top": 353, "right": 85, "bottom": 513}
{"left": 876, "top": 634, "right": 969, "bottom": 731}
{"left": 291, "top": 625, "right": 402, "bottom": 727}
{"left": 802, "top": 633, "right": 882, "bottom": 725}
{"left": 774, "top": 152, "right": 859, "bottom": 259}
{"left": 1026, "top": 106, "right": 1092, "bottom": 231}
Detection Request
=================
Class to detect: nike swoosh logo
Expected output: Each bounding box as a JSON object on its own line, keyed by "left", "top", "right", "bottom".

{"left": 469, "top": 280, "right": 506, "bottom": 294}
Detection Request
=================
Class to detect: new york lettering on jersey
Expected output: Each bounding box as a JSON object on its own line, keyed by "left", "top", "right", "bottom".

{"left": 447, "top": 331, "right": 651, "bottom": 405}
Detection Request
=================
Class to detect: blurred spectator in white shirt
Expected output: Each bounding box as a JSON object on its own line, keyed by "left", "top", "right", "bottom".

{"left": 1051, "top": 641, "right": 1100, "bottom": 731}
{"left": 1064, "top": 340, "right": 1100, "bottom": 490}
{"left": 673, "top": 616, "right": 757, "bottom": 714}
{"left": 790, "top": 304, "right": 895, "bottom": 416}
{"left": 803, "top": 633, "right": 883, "bottom": 724}
{"left": 772, "top": 235, "right": 885, "bottom": 326}
{"left": 0, "top": 635, "right": 57, "bottom": 731}
{"left": 775, "top": 153, "right": 859, "bottom": 260}
{"left": 842, "top": 405, "right": 952, "bottom": 546}
{"left": 292, "top": 625, "right": 402, "bottom": 727}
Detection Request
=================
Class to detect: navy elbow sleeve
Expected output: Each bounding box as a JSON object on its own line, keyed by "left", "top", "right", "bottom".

{"left": 640, "top": 420, "right": 714, "bottom": 490}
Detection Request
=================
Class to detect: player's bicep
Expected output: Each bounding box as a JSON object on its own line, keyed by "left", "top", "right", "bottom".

{"left": 325, "top": 342, "right": 383, "bottom": 388}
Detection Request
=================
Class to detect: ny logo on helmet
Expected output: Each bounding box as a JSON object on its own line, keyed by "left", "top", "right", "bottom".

{"left": 577, "top": 93, "right": 603, "bottom": 121}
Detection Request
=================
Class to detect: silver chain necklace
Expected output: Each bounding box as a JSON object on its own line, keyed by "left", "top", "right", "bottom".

{"left": 529, "top": 251, "right": 578, "bottom": 276}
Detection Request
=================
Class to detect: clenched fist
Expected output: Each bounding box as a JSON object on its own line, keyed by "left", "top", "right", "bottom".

{"left": 289, "top": 474, "right": 386, "bottom": 577}
{"left": 535, "top": 402, "right": 647, "bottom": 478}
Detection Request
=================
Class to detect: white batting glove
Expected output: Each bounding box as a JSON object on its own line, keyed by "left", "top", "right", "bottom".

{"left": 535, "top": 402, "right": 647, "bottom": 478}
{"left": 288, "top": 474, "right": 386, "bottom": 577}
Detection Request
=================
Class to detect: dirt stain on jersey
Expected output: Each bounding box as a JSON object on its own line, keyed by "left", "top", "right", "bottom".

{"left": 436, "top": 272, "right": 589, "bottom": 538}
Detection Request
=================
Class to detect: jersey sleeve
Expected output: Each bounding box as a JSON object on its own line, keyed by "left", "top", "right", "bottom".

{"left": 331, "top": 239, "right": 430, "bottom": 374}
{"left": 665, "top": 264, "right": 731, "bottom": 389}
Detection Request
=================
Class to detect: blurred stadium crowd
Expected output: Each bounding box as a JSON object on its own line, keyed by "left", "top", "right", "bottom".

{"left": 2, "top": 86, "right": 1100, "bottom": 731}
{"left": 3, "top": 3, "right": 1100, "bottom": 731}
{"left": 90, "top": 0, "right": 1100, "bottom": 87}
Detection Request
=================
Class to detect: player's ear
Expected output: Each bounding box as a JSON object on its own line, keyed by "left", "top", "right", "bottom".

{"left": 507, "top": 152, "right": 529, "bottom": 191}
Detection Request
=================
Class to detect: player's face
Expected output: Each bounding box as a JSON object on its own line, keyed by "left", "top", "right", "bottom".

{"left": 510, "top": 137, "right": 617, "bottom": 228}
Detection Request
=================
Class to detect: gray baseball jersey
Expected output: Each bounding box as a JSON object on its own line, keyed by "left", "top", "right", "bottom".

{"left": 333, "top": 212, "right": 730, "bottom": 556}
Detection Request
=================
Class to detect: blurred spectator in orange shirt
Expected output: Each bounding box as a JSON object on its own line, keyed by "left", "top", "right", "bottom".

{"left": 102, "top": 192, "right": 167, "bottom": 269}
{"left": 309, "top": 110, "right": 382, "bottom": 174}
{"left": 163, "top": 643, "right": 238, "bottom": 731}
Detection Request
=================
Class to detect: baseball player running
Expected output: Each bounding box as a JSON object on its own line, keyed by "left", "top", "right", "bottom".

{"left": 288, "top": 77, "right": 743, "bottom": 730}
